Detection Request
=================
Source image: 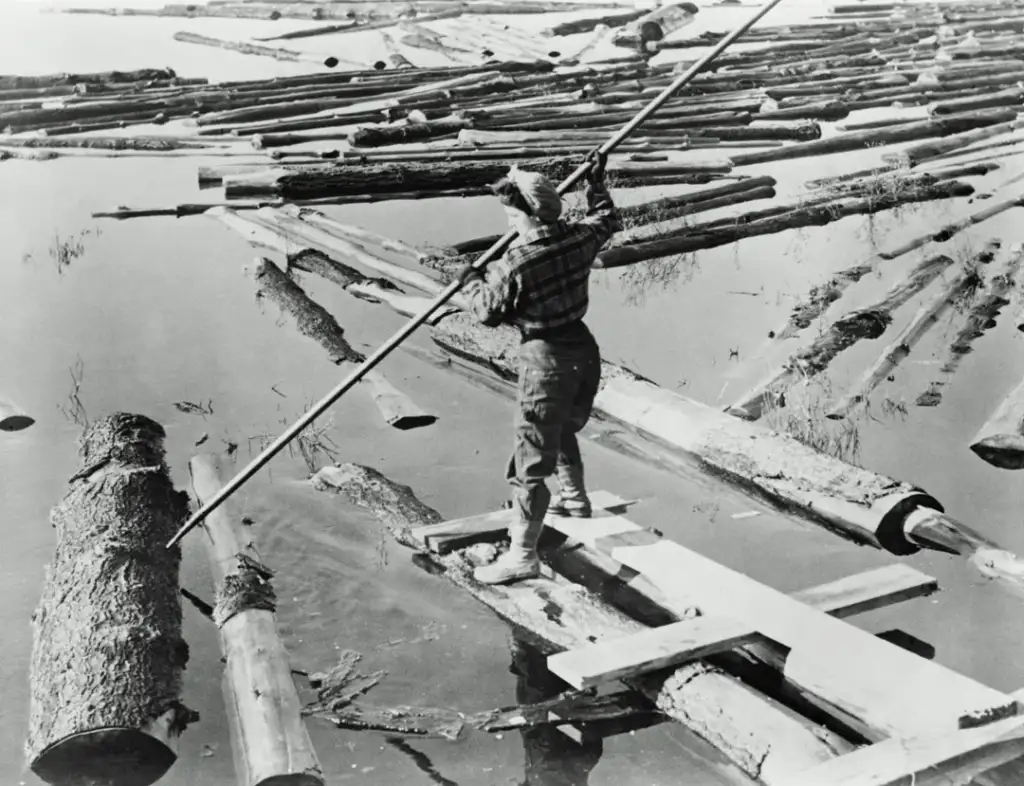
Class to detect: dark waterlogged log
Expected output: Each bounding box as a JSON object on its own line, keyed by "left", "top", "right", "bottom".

{"left": 613, "top": 2, "right": 699, "bottom": 48}
{"left": 190, "top": 453, "right": 324, "bottom": 786}
{"left": 26, "top": 414, "right": 196, "bottom": 786}
{"left": 595, "top": 180, "right": 973, "bottom": 268}
{"left": 918, "top": 245, "right": 1024, "bottom": 407}
{"left": 544, "top": 9, "right": 647, "bottom": 36}
{"left": 0, "top": 67, "right": 178, "bottom": 90}
{"left": 0, "top": 394, "right": 34, "bottom": 431}
{"left": 248, "top": 257, "right": 436, "bottom": 430}
{"left": 727, "top": 253, "right": 957, "bottom": 422}
{"left": 312, "top": 463, "right": 852, "bottom": 786}
{"left": 971, "top": 374, "right": 1024, "bottom": 470}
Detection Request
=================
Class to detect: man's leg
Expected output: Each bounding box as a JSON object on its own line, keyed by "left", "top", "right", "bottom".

{"left": 477, "top": 347, "right": 579, "bottom": 585}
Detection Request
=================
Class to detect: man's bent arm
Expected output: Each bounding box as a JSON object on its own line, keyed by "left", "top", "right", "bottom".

{"left": 579, "top": 181, "right": 623, "bottom": 249}
{"left": 462, "top": 258, "right": 517, "bottom": 327}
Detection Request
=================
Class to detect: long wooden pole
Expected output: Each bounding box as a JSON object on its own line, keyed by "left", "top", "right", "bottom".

{"left": 166, "top": 0, "right": 788, "bottom": 549}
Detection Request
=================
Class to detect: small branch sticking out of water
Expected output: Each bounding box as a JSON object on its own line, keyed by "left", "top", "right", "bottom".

{"left": 57, "top": 356, "right": 88, "bottom": 430}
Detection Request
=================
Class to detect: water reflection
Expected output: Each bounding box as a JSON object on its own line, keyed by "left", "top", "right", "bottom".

{"left": 510, "top": 634, "right": 603, "bottom": 786}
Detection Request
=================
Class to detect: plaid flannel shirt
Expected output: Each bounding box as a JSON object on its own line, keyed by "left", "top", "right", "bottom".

{"left": 462, "top": 181, "right": 622, "bottom": 337}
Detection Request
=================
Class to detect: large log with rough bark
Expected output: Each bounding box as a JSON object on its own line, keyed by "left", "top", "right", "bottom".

{"left": 190, "top": 453, "right": 324, "bottom": 786}
{"left": 247, "top": 256, "right": 435, "bottom": 431}
{"left": 308, "top": 463, "right": 852, "bottom": 786}
{"left": 26, "top": 413, "right": 197, "bottom": 786}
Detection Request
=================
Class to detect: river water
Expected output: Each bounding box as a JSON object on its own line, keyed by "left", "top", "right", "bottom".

{"left": 4, "top": 1, "right": 1024, "bottom": 784}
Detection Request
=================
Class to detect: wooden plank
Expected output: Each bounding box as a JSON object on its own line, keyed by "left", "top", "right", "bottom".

{"left": 411, "top": 490, "right": 635, "bottom": 554}
{"left": 787, "top": 715, "right": 1024, "bottom": 786}
{"left": 790, "top": 563, "right": 939, "bottom": 618}
{"left": 548, "top": 615, "right": 767, "bottom": 690}
{"left": 545, "top": 512, "right": 1018, "bottom": 738}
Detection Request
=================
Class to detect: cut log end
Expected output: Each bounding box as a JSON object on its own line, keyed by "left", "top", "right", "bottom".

{"left": 970, "top": 435, "right": 1024, "bottom": 470}
{"left": 388, "top": 413, "right": 439, "bottom": 431}
{"left": 31, "top": 720, "right": 177, "bottom": 786}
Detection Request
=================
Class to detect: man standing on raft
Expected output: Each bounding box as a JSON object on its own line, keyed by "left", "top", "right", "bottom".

{"left": 457, "top": 151, "right": 621, "bottom": 585}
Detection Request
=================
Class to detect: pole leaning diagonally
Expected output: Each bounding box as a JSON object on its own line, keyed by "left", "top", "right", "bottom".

{"left": 167, "top": 0, "right": 789, "bottom": 549}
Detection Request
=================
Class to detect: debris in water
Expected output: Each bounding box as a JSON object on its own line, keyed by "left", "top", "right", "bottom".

{"left": 731, "top": 511, "right": 761, "bottom": 520}
{"left": 194, "top": 433, "right": 208, "bottom": 446}
{"left": 173, "top": 399, "right": 214, "bottom": 417}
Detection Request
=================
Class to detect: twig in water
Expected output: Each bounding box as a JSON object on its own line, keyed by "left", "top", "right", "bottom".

{"left": 57, "top": 356, "right": 89, "bottom": 429}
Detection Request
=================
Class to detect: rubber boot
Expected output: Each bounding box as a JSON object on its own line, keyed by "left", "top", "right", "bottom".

{"left": 548, "top": 463, "right": 592, "bottom": 518}
{"left": 475, "top": 517, "right": 544, "bottom": 585}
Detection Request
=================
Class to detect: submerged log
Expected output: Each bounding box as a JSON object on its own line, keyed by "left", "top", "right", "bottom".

{"left": 595, "top": 180, "right": 974, "bottom": 268}
{"left": 727, "top": 253, "right": 957, "bottom": 422}
{"left": 826, "top": 259, "right": 988, "bottom": 420}
{"left": 730, "top": 109, "right": 1021, "bottom": 167}
{"left": 247, "top": 257, "right": 436, "bottom": 431}
{"left": 0, "top": 394, "right": 34, "bottom": 431}
{"left": 918, "top": 245, "right": 1024, "bottom": 407}
{"left": 190, "top": 453, "right": 324, "bottom": 786}
{"left": 172, "top": 32, "right": 351, "bottom": 69}
{"left": 313, "top": 462, "right": 852, "bottom": 785}
{"left": 26, "top": 414, "right": 196, "bottom": 786}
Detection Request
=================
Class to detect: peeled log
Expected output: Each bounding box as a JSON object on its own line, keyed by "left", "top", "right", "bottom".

{"left": 316, "top": 463, "right": 851, "bottom": 786}
{"left": 0, "top": 394, "right": 34, "bottom": 431}
{"left": 971, "top": 375, "right": 1024, "bottom": 470}
{"left": 884, "top": 117, "right": 1024, "bottom": 167}
{"left": 172, "top": 32, "right": 350, "bottom": 69}
{"left": 190, "top": 454, "right": 325, "bottom": 786}
{"left": 26, "top": 413, "right": 196, "bottom": 786}
{"left": 726, "top": 253, "right": 956, "bottom": 422}
{"left": 595, "top": 180, "right": 974, "bottom": 268}
{"left": 612, "top": 3, "right": 699, "bottom": 48}
{"left": 248, "top": 257, "right": 436, "bottom": 431}
{"left": 730, "top": 109, "right": 1020, "bottom": 167}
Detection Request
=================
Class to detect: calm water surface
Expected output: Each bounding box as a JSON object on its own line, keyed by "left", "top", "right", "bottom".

{"left": 5, "top": 2, "right": 1024, "bottom": 785}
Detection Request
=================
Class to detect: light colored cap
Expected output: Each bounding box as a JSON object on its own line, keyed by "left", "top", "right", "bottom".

{"left": 507, "top": 164, "right": 562, "bottom": 223}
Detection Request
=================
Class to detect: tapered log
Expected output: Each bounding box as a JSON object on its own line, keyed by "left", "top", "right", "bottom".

{"left": 26, "top": 414, "right": 196, "bottom": 786}
{"left": 190, "top": 453, "right": 324, "bottom": 786}
{"left": 918, "top": 245, "right": 1024, "bottom": 407}
{"left": 0, "top": 394, "right": 34, "bottom": 431}
{"left": 930, "top": 87, "right": 1024, "bottom": 117}
{"left": 225, "top": 158, "right": 733, "bottom": 200}
{"left": 727, "top": 254, "right": 957, "bottom": 422}
{"left": 172, "top": 32, "right": 350, "bottom": 69}
{"left": 314, "top": 463, "right": 851, "bottom": 786}
{"left": 545, "top": 9, "right": 647, "bottom": 36}
{"left": 248, "top": 257, "right": 436, "bottom": 431}
{"left": 255, "top": 23, "right": 358, "bottom": 42}
{"left": 731, "top": 109, "right": 1020, "bottom": 167}
{"left": 826, "top": 260, "right": 987, "bottom": 420}
{"left": 595, "top": 180, "right": 973, "bottom": 268}
{"left": 884, "top": 117, "right": 1024, "bottom": 167}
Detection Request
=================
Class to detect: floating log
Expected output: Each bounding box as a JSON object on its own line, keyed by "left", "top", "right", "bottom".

{"left": 380, "top": 31, "right": 415, "bottom": 70}
{"left": 544, "top": 9, "right": 647, "bottom": 36}
{"left": 971, "top": 373, "right": 1024, "bottom": 470}
{"left": 731, "top": 108, "right": 1021, "bottom": 167}
{"left": 885, "top": 117, "right": 1024, "bottom": 167}
{"left": 918, "top": 245, "right": 1024, "bottom": 407}
{"left": 595, "top": 179, "right": 973, "bottom": 268}
{"left": 255, "top": 23, "right": 358, "bottom": 42}
{"left": 172, "top": 32, "right": 351, "bottom": 69}
{"left": 314, "top": 464, "right": 852, "bottom": 785}
{"left": 878, "top": 195, "right": 1024, "bottom": 260}
{"left": 224, "top": 157, "right": 734, "bottom": 200}
{"left": 0, "top": 67, "right": 178, "bottom": 91}
{"left": 26, "top": 414, "right": 196, "bottom": 786}
{"left": 826, "top": 258, "right": 988, "bottom": 420}
{"left": 930, "top": 86, "right": 1024, "bottom": 116}
{"left": 247, "top": 256, "right": 436, "bottom": 431}
{"left": 190, "top": 453, "right": 324, "bottom": 786}
{"left": 93, "top": 202, "right": 277, "bottom": 219}
{"left": 0, "top": 394, "right": 34, "bottom": 431}
{"left": 348, "top": 117, "right": 470, "bottom": 147}
{"left": 0, "top": 135, "right": 220, "bottom": 151}
{"left": 727, "top": 253, "right": 957, "bottom": 422}
{"left": 613, "top": 2, "right": 699, "bottom": 48}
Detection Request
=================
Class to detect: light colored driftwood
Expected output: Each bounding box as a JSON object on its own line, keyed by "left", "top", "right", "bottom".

{"left": 0, "top": 394, "right": 34, "bottom": 431}
{"left": 172, "top": 32, "right": 354, "bottom": 69}
{"left": 190, "top": 453, "right": 324, "bottom": 786}
{"left": 27, "top": 414, "right": 196, "bottom": 786}
{"left": 826, "top": 260, "right": 985, "bottom": 420}
{"left": 315, "top": 465, "right": 852, "bottom": 786}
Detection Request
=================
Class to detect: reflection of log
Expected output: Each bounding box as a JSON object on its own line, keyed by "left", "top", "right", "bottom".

{"left": 26, "top": 414, "right": 196, "bottom": 786}
{"left": 190, "top": 453, "right": 325, "bottom": 786}
{"left": 826, "top": 260, "right": 987, "bottom": 420}
{"left": 595, "top": 180, "right": 973, "bottom": 268}
{"left": 918, "top": 245, "right": 1024, "bottom": 407}
{"left": 317, "top": 462, "right": 852, "bottom": 786}
{"left": 726, "top": 254, "right": 956, "bottom": 422}
{"left": 0, "top": 394, "right": 34, "bottom": 431}
{"left": 248, "top": 257, "right": 436, "bottom": 431}
{"left": 172, "top": 32, "right": 349, "bottom": 69}
{"left": 971, "top": 374, "right": 1024, "bottom": 470}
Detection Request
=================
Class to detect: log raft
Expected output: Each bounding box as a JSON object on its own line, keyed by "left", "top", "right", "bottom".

{"left": 190, "top": 453, "right": 325, "bottom": 786}
{"left": 26, "top": 414, "right": 197, "bottom": 786}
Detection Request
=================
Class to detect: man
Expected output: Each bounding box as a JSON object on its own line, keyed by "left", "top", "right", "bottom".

{"left": 457, "top": 151, "right": 621, "bottom": 585}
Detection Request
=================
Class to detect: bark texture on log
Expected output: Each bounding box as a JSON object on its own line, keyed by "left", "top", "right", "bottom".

{"left": 27, "top": 413, "right": 196, "bottom": 786}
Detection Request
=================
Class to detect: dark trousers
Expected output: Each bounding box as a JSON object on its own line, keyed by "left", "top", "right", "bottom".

{"left": 506, "top": 321, "right": 602, "bottom": 523}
